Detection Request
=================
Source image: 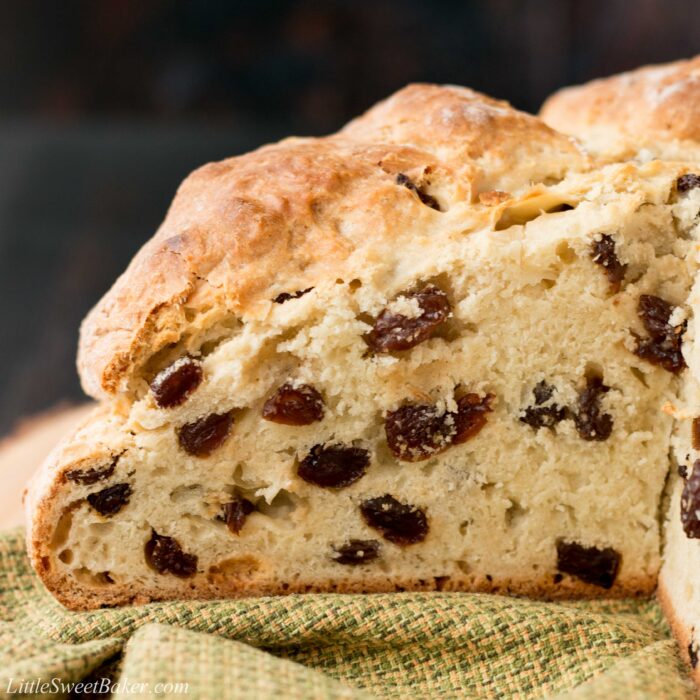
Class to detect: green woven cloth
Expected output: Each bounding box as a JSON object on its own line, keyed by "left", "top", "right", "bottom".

{"left": 1, "top": 528, "right": 697, "bottom": 699}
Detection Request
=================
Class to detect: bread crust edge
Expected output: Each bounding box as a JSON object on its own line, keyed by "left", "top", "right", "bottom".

{"left": 657, "top": 576, "right": 700, "bottom": 685}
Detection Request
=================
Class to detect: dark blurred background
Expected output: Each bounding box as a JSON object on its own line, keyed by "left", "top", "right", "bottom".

{"left": 2, "top": 0, "right": 700, "bottom": 435}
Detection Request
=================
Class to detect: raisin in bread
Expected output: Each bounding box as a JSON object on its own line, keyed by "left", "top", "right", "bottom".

{"left": 25, "top": 84, "right": 699, "bottom": 612}
{"left": 542, "top": 56, "right": 700, "bottom": 683}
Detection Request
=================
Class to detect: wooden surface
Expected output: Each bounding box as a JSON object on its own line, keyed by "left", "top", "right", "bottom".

{"left": 0, "top": 404, "right": 93, "bottom": 530}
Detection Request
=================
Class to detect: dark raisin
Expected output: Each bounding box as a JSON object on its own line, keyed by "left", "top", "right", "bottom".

{"left": 633, "top": 295, "right": 686, "bottom": 373}
{"left": 681, "top": 460, "right": 700, "bottom": 538}
{"left": 262, "top": 383, "right": 324, "bottom": 425}
{"left": 396, "top": 172, "right": 441, "bottom": 211}
{"left": 87, "top": 483, "right": 132, "bottom": 517}
{"left": 360, "top": 495, "right": 428, "bottom": 545}
{"left": 385, "top": 394, "right": 492, "bottom": 462}
{"left": 555, "top": 540, "right": 620, "bottom": 589}
{"left": 693, "top": 418, "right": 700, "bottom": 451}
{"left": 150, "top": 357, "right": 203, "bottom": 409}
{"left": 677, "top": 174, "right": 700, "bottom": 192}
{"left": 65, "top": 456, "right": 118, "bottom": 485}
{"left": 145, "top": 530, "right": 198, "bottom": 577}
{"left": 177, "top": 411, "right": 234, "bottom": 457}
{"left": 590, "top": 235, "right": 627, "bottom": 292}
{"left": 689, "top": 639, "right": 699, "bottom": 669}
{"left": 574, "top": 375, "right": 613, "bottom": 441}
{"left": 638, "top": 295, "right": 676, "bottom": 337}
{"left": 520, "top": 381, "right": 568, "bottom": 429}
{"left": 365, "top": 285, "right": 451, "bottom": 353}
{"left": 331, "top": 539, "right": 381, "bottom": 565}
{"left": 452, "top": 393, "right": 495, "bottom": 444}
{"left": 679, "top": 464, "right": 689, "bottom": 479}
{"left": 273, "top": 287, "right": 314, "bottom": 304}
{"left": 221, "top": 497, "right": 255, "bottom": 535}
{"left": 385, "top": 403, "right": 453, "bottom": 462}
{"left": 298, "top": 444, "right": 370, "bottom": 488}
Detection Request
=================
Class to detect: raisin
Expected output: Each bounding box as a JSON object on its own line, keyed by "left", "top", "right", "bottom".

{"left": 177, "top": 411, "right": 234, "bottom": 457}
{"left": 360, "top": 495, "right": 428, "bottom": 545}
{"left": 150, "top": 357, "right": 203, "bottom": 409}
{"left": 689, "top": 639, "right": 699, "bottom": 669}
{"left": 590, "top": 235, "right": 627, "bottom": 292}
{"left": 65, "top": 456, "right": 118, "bottom": 485}
{"left": 145, "top": 530, "right": 198, "bottom": 577}
{"left": 555, "top": 540, "right": 620, "bottom": 589}
{"left": 298, "top": 444, "right": 370, "bottom": 488}
{"left": 638, "top": 295, "right": 677, "bottom": 337}
{"left": 396, "top": 173, "right": 441, "bottom": 211}
{"left": 262, "top": 383, "right": 324, "bottom": 426}
{"left": 452, "top": 393, "right": 495, "bottom": 444}
{"left": 693, "top": 417, "right": 700, "bottom": 450}
{"left": 681, "top": 460, "right": 700, "bottom": 538}
{"left": 633, "top": 294, "right": 686, "bottom": 373}
{"left": 273, "top": 287, "right": 314, "bottom": 304}
{"left": 677, "top": 174, "right": 700, "bottom": 192}
{"left": 385, "top": 403, "right": 452, "bottom": 462}
{"left": 679, "top": 464, "right": 689, "bottom": 479}
{"left": 385, "top": 394, "right": 492, "bottom": 462}
{"left": 221, "top": 497, "right": 255, "bottom": 535}
{"left": 574, "top": 375, "right": 613, "bottom": 441}
{"left": 365, "top": 285, "right": 451, "bottom": 352}
{"left": 331, "top": 539, "right": 380, "bottom": 565}
{"left": 520, "top": 381, "right": 568, "bottom": 429}
{"left": 87, "top": 483, "right": 132, "bottom": 517}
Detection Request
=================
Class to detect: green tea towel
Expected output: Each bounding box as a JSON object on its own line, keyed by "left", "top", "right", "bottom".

{"left": 0, "top": 528, "right": 697, "bottom": 699}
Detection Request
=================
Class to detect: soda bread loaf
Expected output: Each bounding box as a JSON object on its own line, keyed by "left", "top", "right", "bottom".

{"left": 24, "top": 84, "right": 700, "bottom": 616}
{"left": 543, "top": 56, "right": 700, "bottom": 684}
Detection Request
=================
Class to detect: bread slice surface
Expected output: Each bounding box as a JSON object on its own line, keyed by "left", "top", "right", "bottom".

{"left": 542, "top": 55, "right": 700, "bottom": 685}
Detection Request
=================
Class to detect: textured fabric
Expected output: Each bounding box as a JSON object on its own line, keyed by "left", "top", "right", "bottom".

{"left": 0, "top": 528, "right": 697, "bottom": 699}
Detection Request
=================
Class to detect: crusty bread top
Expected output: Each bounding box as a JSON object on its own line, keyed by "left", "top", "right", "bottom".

{"left": 78, "top": 83, "right": 590, "bottom": 399}
{"left": 541, "top": 55, "right": 700, "bottom": 159}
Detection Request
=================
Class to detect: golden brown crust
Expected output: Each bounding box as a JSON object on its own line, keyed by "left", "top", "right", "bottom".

{"left": 541, "top": 55, "right": 700, "bottom": 159}
{"left": 78, "top": 83, "right": 590, "bottom": 399}
{"left": 657, "top": 578, "right": 700, "bottom": 685}
{"left": 38, "top": 573, "right": 656, "bottom": 612}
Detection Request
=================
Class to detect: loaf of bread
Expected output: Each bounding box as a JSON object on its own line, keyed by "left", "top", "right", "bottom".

{"left": 543, "top": 56, "right": 700, "bottom": 684}
{"left": 24, "top": 84, "right": 700, "bottom": 623}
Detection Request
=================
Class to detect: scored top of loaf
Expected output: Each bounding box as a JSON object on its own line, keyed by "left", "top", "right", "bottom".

{"left": 541, "top": 55, "right": 700, "bottom": 160}
{"left": 78, "top": 83, "right": 591, "bottom": 399}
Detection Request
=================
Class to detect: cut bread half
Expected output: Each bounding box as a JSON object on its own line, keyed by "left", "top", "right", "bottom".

{"left": 542, "top": 55, "right": 700, "bottom": 685}
{"left": 23, "top": 85, "right": 700, "bottom": 627}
